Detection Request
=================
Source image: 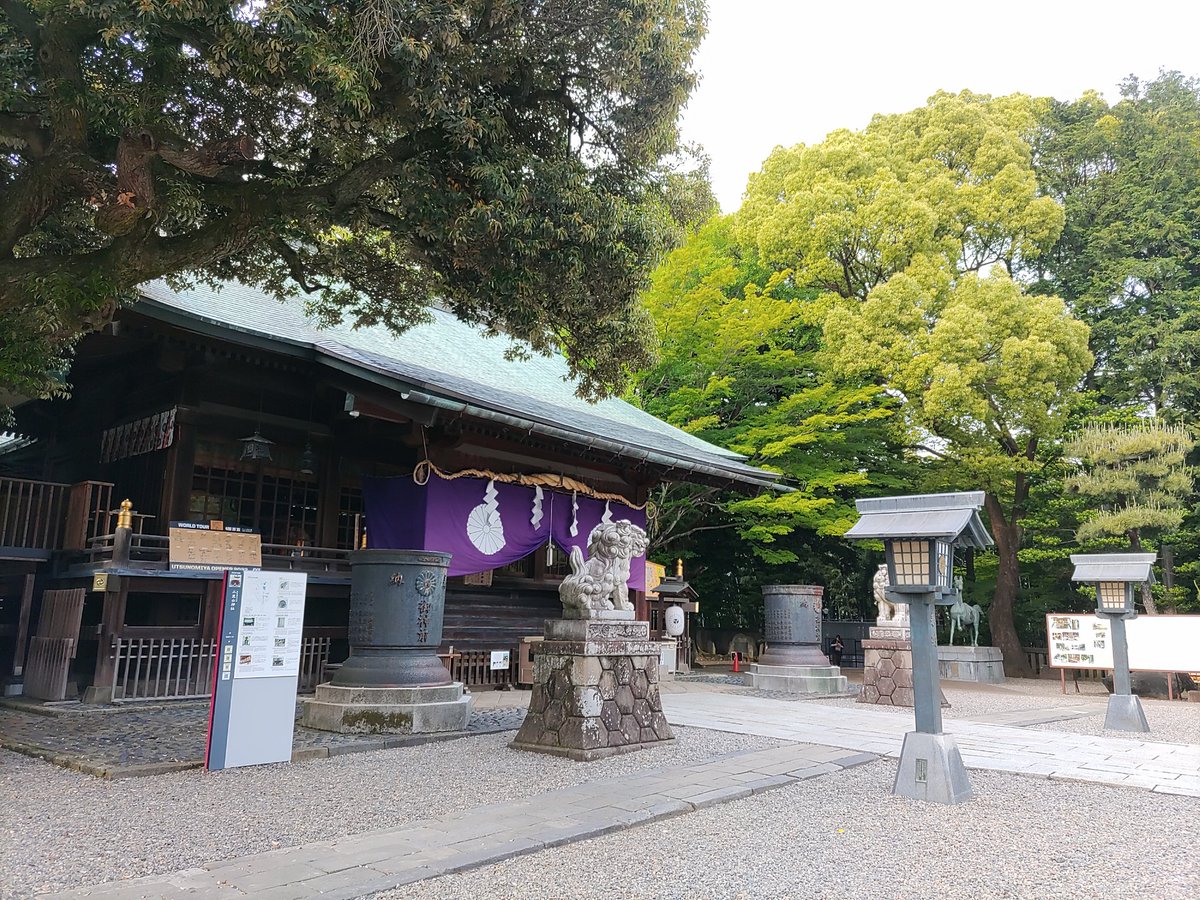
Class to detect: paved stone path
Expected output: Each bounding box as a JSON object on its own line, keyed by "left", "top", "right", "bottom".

{"left": 0, "top": 700, "right": 527, "bottom": 777}
{"left": 44, "top": 742, "right": 877, "bottom": 899}
{"left": 664, "top": 692, "right": 1200, "bottom": 796}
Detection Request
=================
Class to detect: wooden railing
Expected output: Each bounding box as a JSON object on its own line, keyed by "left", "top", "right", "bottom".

{"left": 110, "top": 635, "right": 333, "bottom": 701}
{"left": 86, "top": 533, "right": 351, "bottom": 574}
{"left": 447, "top": 646, "right": 519, "bottom": 688}
{"left": 111, "top": 636, "right": 217, "bottom": 701}
{"left": 0, "top": 477, "right": 112, "bottom": 553}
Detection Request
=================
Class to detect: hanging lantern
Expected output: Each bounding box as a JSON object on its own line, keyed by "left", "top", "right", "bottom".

{"left": 299, "top": 440, "right": 317, "bottom": 476}
{"left": 664, "top": 604, "right": 686, "bottom": 637}
{"left": 239, "top": 431, "right": 273, "bottom": 461}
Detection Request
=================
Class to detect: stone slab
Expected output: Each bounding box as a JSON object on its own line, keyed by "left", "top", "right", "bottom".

{"left": 544, "top": 619, "right": 651, "bottom": 642}
{"left": 300, "top": 687, "right": 473, "bottom": 735}
{"left": 937, "top": 645, "right": 1006, "bottom": 683}
{"left": 743, "top": 664, "right": 853, "bottom": 695}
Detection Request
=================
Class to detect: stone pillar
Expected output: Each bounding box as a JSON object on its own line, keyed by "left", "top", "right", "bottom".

{"left": 302, "top": 549, "right": 472, "bottom": 733}
{"left": 511, "top": 611, "right": 673, "bottom": 760}
{"left": 745, "top": 585, "right": 852, "bottom": 695}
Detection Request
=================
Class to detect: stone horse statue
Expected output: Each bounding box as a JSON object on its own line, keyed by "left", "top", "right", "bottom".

{"left": 948, "top": 591, "right": 983, "bottom": 647}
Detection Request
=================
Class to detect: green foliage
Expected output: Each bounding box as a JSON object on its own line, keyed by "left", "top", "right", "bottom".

{"left": 632, "top": 216, "right": 903, "bottom": 564}
{"left": 1030, "top": 72, "right": 1200, "bottom": 419}
{"left": 1065, "top": 421, "right": 1196, "bottom": 543}
{"left": 0, "top": 0, "right": 709, "bottom": 404}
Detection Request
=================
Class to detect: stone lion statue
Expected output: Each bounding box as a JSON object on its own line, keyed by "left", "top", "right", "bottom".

{"left": 873, "top": 563, "right": 908, "bottom": 625}
{"left": 560, "top": 520, "right": 650, "bottom": 614}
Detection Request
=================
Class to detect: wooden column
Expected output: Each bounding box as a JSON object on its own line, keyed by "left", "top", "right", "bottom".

{"left": 88, "top": 579, "right": 128, "bottom": 702}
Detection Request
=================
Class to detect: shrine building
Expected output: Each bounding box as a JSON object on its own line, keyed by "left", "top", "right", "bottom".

{"left": 0, "top": 281, "right": 778, "bottom": 703}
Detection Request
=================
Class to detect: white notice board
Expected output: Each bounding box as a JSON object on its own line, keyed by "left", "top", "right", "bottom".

{"left": 233, "top": 574, "right": 306, "bottom": 678}
{"left": 1045, "top": 613, "right": 1200, "bottom": 672}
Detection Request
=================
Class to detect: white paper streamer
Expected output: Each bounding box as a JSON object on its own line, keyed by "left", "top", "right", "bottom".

{"left": 569, "top": 491, "right": 579, "bottom": 537}
{"left": 531, "top": 485, "right": 544, "bottom": 528}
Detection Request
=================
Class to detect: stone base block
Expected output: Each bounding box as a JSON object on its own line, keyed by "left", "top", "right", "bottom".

{"left": 859, "top": 638, "right": 948, "bottom": 708}
{"left": 300, "top": 682, "right": 472, "bottom": 734}
{"left": 512, "top": 634, "right": 673, "bottom": 761}
{"left": 1104, "top": 693, "right": 1150, "bottom": 732}
{"left": 743, "top": 663, "right": 853, "bottom": 695}
{"left": 893, "top": 731, "right": 974, "bottom": 805}
{"left": 937, "top": 645, "right": 1006, "bottom": 683}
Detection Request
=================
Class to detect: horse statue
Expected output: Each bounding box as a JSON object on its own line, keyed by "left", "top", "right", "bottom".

{"left": 948, "top": 593, "right": 983, "bottom": 647}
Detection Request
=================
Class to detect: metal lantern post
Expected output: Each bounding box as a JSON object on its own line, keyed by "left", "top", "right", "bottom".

{"left": 1069, "top": 553, "right": 1154, "bottom": 733}
{"left": 846, "top": 492, "right": 993, "bottom": 804}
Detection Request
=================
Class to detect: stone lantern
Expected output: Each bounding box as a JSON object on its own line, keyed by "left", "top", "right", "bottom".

{"left": 1069, "top": 552, "right": 1154, "bottom": 733}
{"left": 845, "top": 491, "right": 992, "bottom": 804}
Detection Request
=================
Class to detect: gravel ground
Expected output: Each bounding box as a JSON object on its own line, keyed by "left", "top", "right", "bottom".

{"left": 1026, "top": 702, "right": 1200, "bottom": 745}
{"left": 0, "top": 727, "right": 782, "bottom": 899}
{"left": 810, "top": 677, "right": 1200, "bottom": 745}
{"left": 375, "top": 759, "right": 1200, "bottom": 900}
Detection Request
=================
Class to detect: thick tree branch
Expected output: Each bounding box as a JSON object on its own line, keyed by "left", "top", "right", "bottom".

{"left": 0, "top": 112, "right": 51, "bottom": 156}
{"left": 0, "top": 0, "right": 39, "bottom": 42}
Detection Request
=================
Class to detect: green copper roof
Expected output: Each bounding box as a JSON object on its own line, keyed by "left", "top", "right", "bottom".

{"left": 136, "top": 280, "right": 781, "bottom": 490}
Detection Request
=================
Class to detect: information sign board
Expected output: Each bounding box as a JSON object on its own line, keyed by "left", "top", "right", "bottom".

{"left": 1045, "top": 613, "right": 1200, "bottom": 672}
{"left": 170, "top": 520, "right": 262, "bottom": 571}
{"left": 490, "top": 650, "right": 511, "bottom": 671}
{"left": 206, "top": 570, "right": 307, "bottom": 770}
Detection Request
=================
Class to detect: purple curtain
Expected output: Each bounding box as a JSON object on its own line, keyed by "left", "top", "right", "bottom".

{"left": 363, "top": 475, "right": 646, "bottom": 589}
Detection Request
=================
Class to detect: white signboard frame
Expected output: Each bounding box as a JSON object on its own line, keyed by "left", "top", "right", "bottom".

{"left": 1045, "top": 613, "right": 1200, "bottom": 672}
{"left": 490, "top": 650, "right": 511, "bottom": 671}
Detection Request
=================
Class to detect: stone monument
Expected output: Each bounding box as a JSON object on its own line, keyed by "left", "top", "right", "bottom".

{"left": 744, "top": 585, "right": 851, "bottom": 694}
{"left": 937, "top": 583, "right": 1005, "bottom": 683}
{"left": 860, "top": 564, "right": 948, "bottom": 707}
{"left": 511, "top": 521, "right": 673, "bottom": 760}
{"left": 302, "top": 549, "right": 473, "bottom": 734}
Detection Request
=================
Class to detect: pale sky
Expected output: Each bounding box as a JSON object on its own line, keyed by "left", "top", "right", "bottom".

{"left": 681, "top": 1, "right": 1200, "bottom": 212}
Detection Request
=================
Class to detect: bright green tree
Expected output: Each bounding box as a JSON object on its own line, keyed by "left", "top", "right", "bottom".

{"left": 1065, "top": 421, "right": 1196, "bottom": 613}
{"left": 632, "top": 216, "right": 902, "bottom": 565}
{"left": 735, "top": 90, "right": 1089, "bottom": 673}
{"left": 0, "top": 0, "right": 708, "bottom": 406}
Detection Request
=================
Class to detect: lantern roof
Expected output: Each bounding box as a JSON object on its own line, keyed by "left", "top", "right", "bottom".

{"left": 844, "top": 492, "right": 992, "bottom": 548}
{"left": 1069, "top": 553, "right": 1156, "bottom": 586}
{"left": 653, "top": 576, "right": 698, "bottom": 600}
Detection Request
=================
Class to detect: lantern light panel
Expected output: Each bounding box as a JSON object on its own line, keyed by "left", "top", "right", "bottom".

{"left": 1097, "top": 581, "right": 1132, "bottom": 612}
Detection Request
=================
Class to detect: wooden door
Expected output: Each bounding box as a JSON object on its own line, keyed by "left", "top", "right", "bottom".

{"left": 24, "top": 588, "right": 86, "bottom": 701}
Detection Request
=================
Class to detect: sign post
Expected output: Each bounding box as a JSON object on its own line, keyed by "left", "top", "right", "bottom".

{"left": 206, "top": 570, "right": 308, "bottom": 770}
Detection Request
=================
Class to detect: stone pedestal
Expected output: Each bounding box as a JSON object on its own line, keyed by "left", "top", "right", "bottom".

{"left": 860, "top": 626, "right": 948, "bottom": 708}
{"left": 744, "top": 663, "right": 852, "bottom": 694}
{"left": 937, "top": 645, "right": 1005, "bottom": 683}
{"left": 301, "top": 682, "right": 472, "bottom": 733}
{"left": 893, "top": 731, "right": 974, "bottom": 805}
{"left": 511, "top": 613, "right": 673, "bottom": 761}
{"left": 758, "top": 585, "right": 829, "bottom": 667}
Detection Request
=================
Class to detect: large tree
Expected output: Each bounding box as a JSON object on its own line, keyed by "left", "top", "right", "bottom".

{"left": 631, "top": 216, "right": 902, "bottom": 566}
{"left": 736, "top": 91, "right": 1091, "bottom": 673}
{"left": 1030, "top": 73, "right": 1200, "bottom": 420}
{"left": 0, "top": 0, "right": 707, "bottom": 405}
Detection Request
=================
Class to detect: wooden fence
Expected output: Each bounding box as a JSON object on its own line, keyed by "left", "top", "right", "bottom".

{"left": 446, "top": 647, "right": 519, "bottom": 689}
{"left": 24, "top": 589, "right": 88, "bottom": 701}
{"left": 110, "top": 635, "right": 332, "bottom": 700}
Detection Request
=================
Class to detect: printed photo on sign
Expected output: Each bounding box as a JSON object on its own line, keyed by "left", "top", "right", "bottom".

{"left": 243, "top": 617, "right": 254, "bottom": 626}
{"left": 273, "top": 657, "right": 285, "bottom": 667}
{"left": 274, "top": 638, "right": 286, "bottom": 648}
{"left": 240, "top": 654, "right": 252, "bottom": 664}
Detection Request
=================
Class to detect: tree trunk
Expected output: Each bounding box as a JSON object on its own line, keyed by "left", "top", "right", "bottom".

{"left": 1163, "top": 544, "right": 1176, "bottom": 613}
{"left": 985, "top": 494, "right": 1031, "bottom": 676}
{"left": 1128, "top": 529, "right": 1158, "bottom": 614}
